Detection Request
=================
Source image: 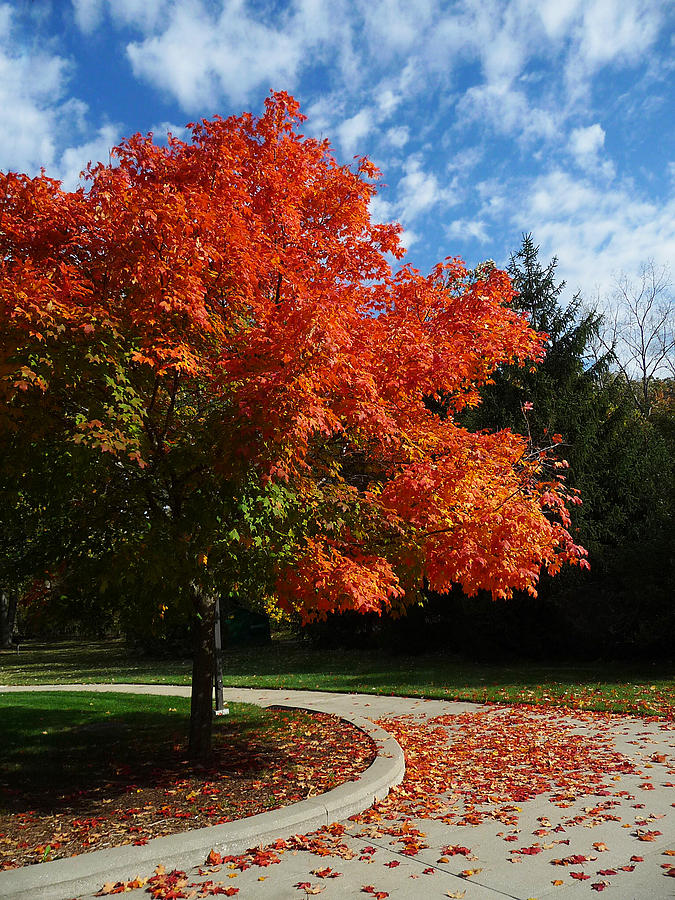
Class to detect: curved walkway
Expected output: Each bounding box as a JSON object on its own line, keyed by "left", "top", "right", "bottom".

{"left": 1, "top": 685, "right": 674, "bottom": 899}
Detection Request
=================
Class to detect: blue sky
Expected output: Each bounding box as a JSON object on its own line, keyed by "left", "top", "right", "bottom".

{"left": 1, "top": 0, "right": 674, "bottom": 302}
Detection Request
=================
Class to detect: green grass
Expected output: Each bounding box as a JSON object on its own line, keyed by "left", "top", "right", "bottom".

{"left": 0, "top": 690, "right": 295, "bottom": 807}
{"left": 1, "top": 639, "right": 673, "bottom": 718}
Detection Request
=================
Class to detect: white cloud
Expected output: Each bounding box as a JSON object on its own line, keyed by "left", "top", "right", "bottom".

{"left": 72, "top": 0, "right": 168, "bottom": 34}
{"left": 398, "top": 227, "right": 420, "bottom": 250}
{"left": 55, "top": 124, "right": 120, "bottom": 190}
{"left": 537, "top": 0, "right": 582, "bottom": 39}
{"left": 574, "top": 0, "right": 664, "bottom": 71}
{"left": 397, "top": 157, "right": 441, "bottom": 221}
{"left": 376, "top": 88, "right": 401, "bottom": 117}
{"left": 337, "top": 108, "right": 374, "bottom": 156}
{"left": 395, "top": 156, "right": 459, "bottom": 223}
{"left": 564, "top": 0, "right": 666, "bottom": 100}
{"left": 446, "top": 145, "right": 483, "bottom": 174}
{"left": 0, "top": 10, "right": 71, "bottom": 173}
{"left": 0, "top": 4, "right": 119, "bottom": 186}
{"left": 568, "top": 122, "right": 615, "bottom": 178}
{"left": 458, "top": 81, "right": 559, "bottom": 142}
{"left": 445, "top": 217, "right": 490, "bottom": 243}
{"left": 569, "top": 123, "right": 604, "bottom": 160}
{"left": 359, "top": 0, "right": 436, "bottom": 58}
{"left": 72, "top": 0, "right": 105, "bottom": 33}
{"left": 126, "top": 2, "right": 305, "bottom": 109}
{"left": 505, "top": 168, "right": 675, "bottom": 298}
{"left": 384, "top": 125, "right": 409, "bottom": 148}
{"left": 123, "top": 0, "right": 359, "bottom": 111}
{"left": 305, "top": 95, "right": 344, "bottom": 138}
{"left": 482, "top": 26, "right": 524, "bottom": 85}
{"left": 149, "top": 121, "right": 191, "bottom": 144}
{"left": 369, "top": 194, "right": 395, "bottom": 223}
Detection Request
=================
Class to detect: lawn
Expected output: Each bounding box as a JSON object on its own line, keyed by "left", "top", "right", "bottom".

{"left": 1, "top": 638, "right": 673, "bottom": 718}
{"left": 0, "top": 690, "right": 374, "bottom": 868}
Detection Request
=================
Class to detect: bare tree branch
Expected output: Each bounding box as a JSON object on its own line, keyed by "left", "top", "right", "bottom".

{"left": 596, "top": 260, "right": 674, "bottom": 416}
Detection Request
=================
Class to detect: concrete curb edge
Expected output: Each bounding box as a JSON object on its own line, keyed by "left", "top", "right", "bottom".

{"left": 0, "top": 685, "right": 405, "bottom": 900}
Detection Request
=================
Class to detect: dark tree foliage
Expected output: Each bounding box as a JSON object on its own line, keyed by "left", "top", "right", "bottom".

{"left": 470, "top": 234, "right": 605, "bottom": 437}
{"left": 327, "top": 236, "right": 675, "bottom": 659}
{"left": 454, "top": 235, "right": 675, "bottom": 658}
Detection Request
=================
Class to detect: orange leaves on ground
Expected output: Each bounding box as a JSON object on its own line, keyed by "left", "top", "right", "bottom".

{"left": 96, "top": 876, "right": 148, "bottom": 894}
{"left": 0, "top": 711, "right": 374, "bottom": 870}
{"left": 552, "top": 855, "right": 596, "bottom": 866}
{"left": 310, "top": 867, "right": 341, "bottom": 878}
{"left": 352, "top": 707, "right": 635, "bottom": 834}
{"left": 440, "top": 845, "right": 472, "bottom": 857}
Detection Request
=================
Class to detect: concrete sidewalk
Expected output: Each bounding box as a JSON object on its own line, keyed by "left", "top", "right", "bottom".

{"left": 1, "top": 684, "right": 674, "bottom": 899}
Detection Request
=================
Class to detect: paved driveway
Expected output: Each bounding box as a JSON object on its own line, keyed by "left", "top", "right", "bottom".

{"left": 1, "top": 685, "right": 674, "bottom": 899}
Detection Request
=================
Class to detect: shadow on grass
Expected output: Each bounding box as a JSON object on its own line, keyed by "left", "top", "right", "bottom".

{"left": 1, "top": 639, "right": 673, "bottom": 695}
{"left": 0, "top": 700, "right": 284, "bottom": 816}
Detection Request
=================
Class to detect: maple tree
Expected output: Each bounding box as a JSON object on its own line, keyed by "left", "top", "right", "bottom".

{"left": 0, "top": 92, "right": 586, "bottom": 758}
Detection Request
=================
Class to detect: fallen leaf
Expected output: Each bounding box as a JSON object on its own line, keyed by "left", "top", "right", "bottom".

{"left": 311, "top": 868, "right": 341, "bottom": 879}
{"left": 459, "top": 868, "right": 482, "bottom": 878}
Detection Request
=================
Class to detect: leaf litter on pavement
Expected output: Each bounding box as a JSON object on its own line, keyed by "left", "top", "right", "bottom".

{"left": 18, "top": 702, "right": 675, "bottom": 896}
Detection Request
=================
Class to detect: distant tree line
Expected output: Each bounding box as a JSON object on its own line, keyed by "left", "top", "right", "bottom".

{"left": 309, "top": 235, "right": 675, "bottom": 659}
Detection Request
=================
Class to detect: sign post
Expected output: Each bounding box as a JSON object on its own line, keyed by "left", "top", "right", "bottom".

{"left": 214, "top": 597, "right": 229, "bottom": 717}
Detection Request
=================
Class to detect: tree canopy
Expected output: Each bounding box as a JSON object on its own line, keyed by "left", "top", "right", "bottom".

{"left": 1, "top": 94, "right": 587, "bottom": 754}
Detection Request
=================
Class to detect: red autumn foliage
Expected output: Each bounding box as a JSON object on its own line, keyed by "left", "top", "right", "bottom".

{"left": 0, "top": 90, "right": 587, "bottom": 632}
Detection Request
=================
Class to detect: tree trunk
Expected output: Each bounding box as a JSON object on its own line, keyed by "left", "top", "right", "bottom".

{"left": 1, "top": 590, "right": 18, "bottom": 649}
{"left": 188, "top": 583, "right": 216, "bottom": 762}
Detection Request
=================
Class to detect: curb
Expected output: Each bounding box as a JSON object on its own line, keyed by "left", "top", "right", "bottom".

{"left": 0, "top": 685, "right": 405, "bottom": 900}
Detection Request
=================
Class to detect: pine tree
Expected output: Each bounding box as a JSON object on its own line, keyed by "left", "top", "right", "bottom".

{"left": 458, "top": 234, "right": 674, "bottom": 657}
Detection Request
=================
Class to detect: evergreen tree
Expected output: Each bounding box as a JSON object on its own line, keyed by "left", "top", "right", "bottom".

{"left": 458, "top": 235, "right": 674, "bottom": 657}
